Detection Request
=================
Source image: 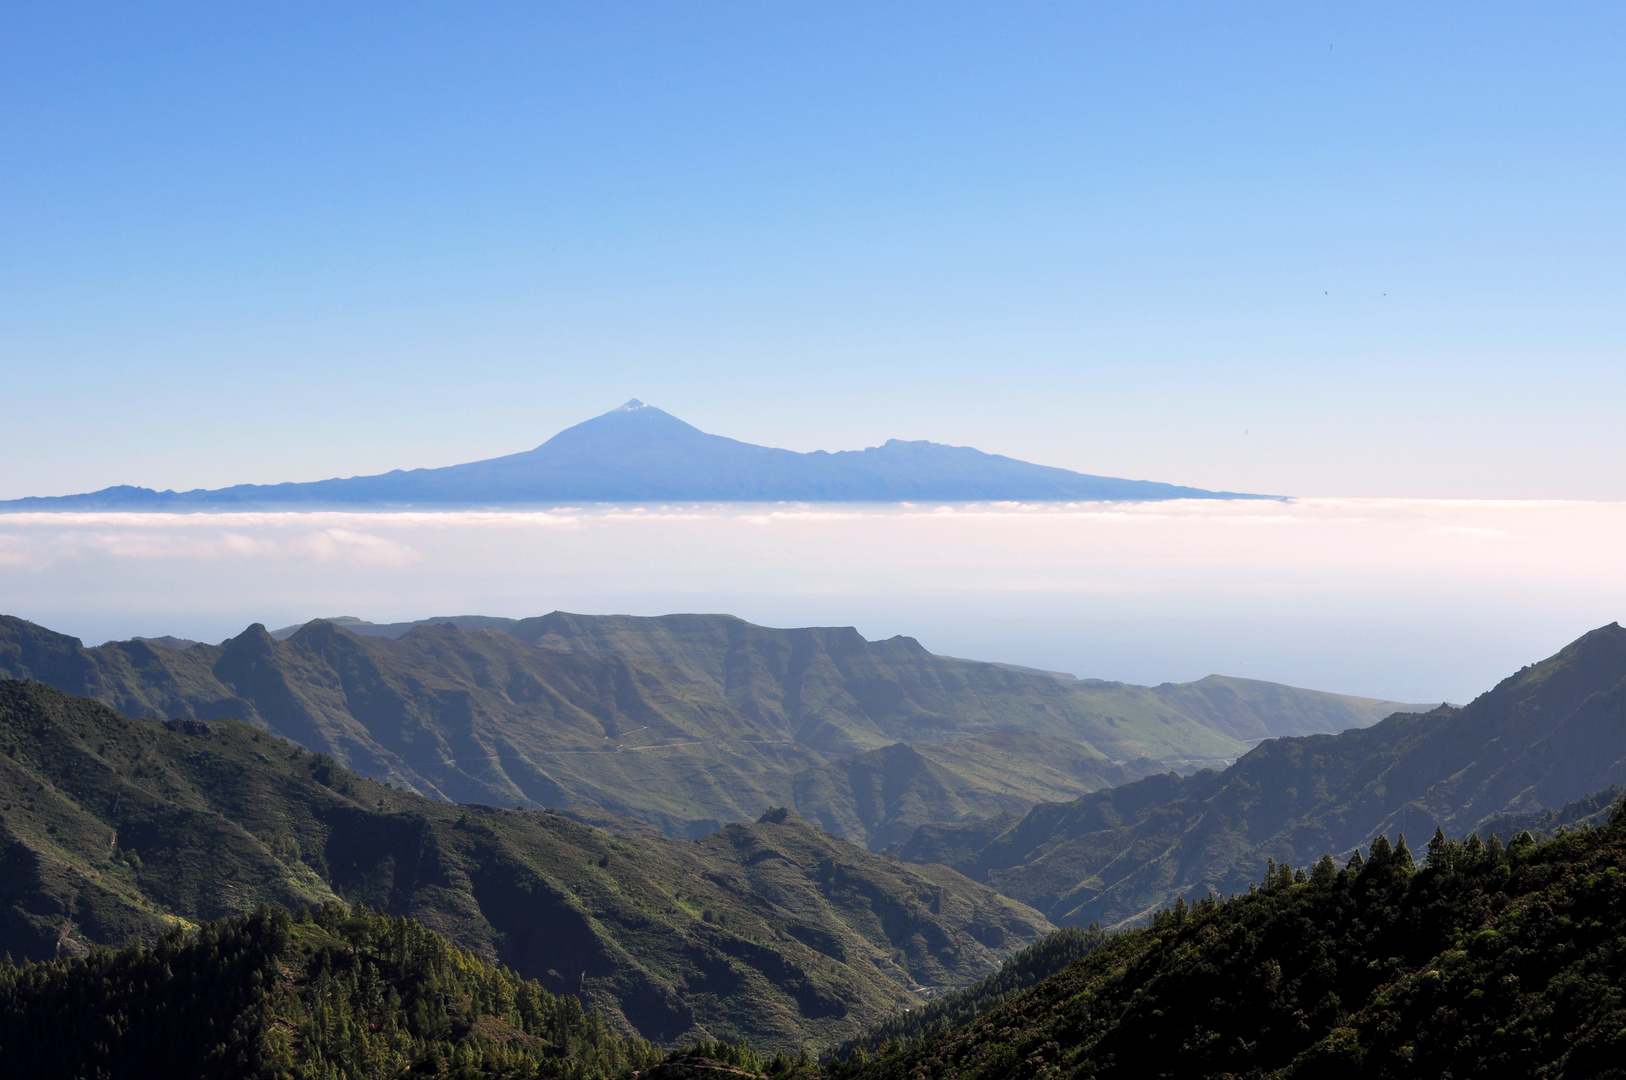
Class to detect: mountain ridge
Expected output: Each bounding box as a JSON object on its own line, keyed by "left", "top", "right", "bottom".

{"left": 897, "top": 621, "right": 1626, "bottom": 928}
{"left": 0, "top": 678, "right": 1052, "bottom": 1050}
{"left": 0, "top": 611, "right": 1420, "bottom": 848}
{"left": 0, "top": 400, "right": 1277, "bottom": 510}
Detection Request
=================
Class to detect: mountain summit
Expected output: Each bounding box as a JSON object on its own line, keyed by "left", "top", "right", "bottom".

{"left": 0, "top": 400, "right": 1275, "bottom": 510}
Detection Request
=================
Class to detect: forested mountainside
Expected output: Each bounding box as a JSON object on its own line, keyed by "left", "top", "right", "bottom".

{"left": 0, "top": 680, "right": 1050, "bottom": 1050}
{"left": 900, "top": 622, "right": 1626, "bottom": 928}
{"left": 835, "top": 925, "right": 1110, "bottom": 1061}
{"left": 839, "top": 814, "right": 1626, "bottom": 1080}
{"left": 15, "top": 813, "right": 1625, "bottom": 1080}
{"left": 0, "top": 903, "right": 657, "bottom": 1079}
{"left": 0, "top": 612, "right": 1415, "bottom": 847}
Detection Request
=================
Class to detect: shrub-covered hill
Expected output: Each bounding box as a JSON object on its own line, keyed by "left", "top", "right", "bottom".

{"left": 0, "top": 902, "right": 656, "bottom": 1080}
{"left": 0, "top": 679, "right": 1050, "bottom": 1051}
{"left": 838, "top": 811, "right": 1626, "bottom": 1080}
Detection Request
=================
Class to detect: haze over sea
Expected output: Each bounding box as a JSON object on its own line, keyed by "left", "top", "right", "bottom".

{"left": 4, "top": 497, "right": 1620, "bottom": 705}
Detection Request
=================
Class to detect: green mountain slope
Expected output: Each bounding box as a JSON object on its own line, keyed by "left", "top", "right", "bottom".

{"left": 0, "top": 903, "right": 656, "bottom": 1079}
{"left": 791, "top": 734, "right": 1127, "bottom": 850}
{"left": 835, "top": 925, "right": 1110, "bottom": 1060}
{"left": 0, "top": 613, "right": 1418, "bottom": 848}
{"left": 838, "top": 815, "right": 1626, "bottom": 1080}
{"left": 900, "top": 622, "right": 1626, "bottom": 928}
{"left": 505, "top": 613, "right": 1413, "bottom": 762}
{"left": 0, "top": 679, "right": 1050, "bottom": 1050}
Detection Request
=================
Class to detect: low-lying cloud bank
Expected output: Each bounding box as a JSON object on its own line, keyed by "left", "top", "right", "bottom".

{"left": 2, "top": 498, "right": 1621, "bottom": 704}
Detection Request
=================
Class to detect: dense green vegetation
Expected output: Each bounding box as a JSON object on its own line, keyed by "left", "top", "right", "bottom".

{"left": 837, "top": 805, "right": 1626, "bottom": 1080}
{"left": 639, "top": 1040, "right": 820, "bottom": 1080}
{"left": 902, "top": 622, "right": 1626, "bottom": 928}
{"left": 835, "top": 925, "right": 1109, "bottom": 1060}
{"left": 0, "top": 612, "right": 1413, "bottom": 846}
{"left": 12, "top": 810, "right": 1626, "bottom": 1079}
{"left": 0, "top": 902, "right": 656, "bottom": 1079}
{"left": 4, "top": 617, "right": 1624, "bottom": 1077}
{"left": 0, "top": 679, "right": 1050, "bottom": 1050}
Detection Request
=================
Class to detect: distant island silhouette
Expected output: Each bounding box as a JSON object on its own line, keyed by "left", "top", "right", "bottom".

{"left": 0, "top": 400, "right": 1279, "bottom": 510}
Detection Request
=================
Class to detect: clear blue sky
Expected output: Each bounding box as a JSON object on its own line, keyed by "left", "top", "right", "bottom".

{"left": 3, "top": 2, "right": 1623, "bottom": 500}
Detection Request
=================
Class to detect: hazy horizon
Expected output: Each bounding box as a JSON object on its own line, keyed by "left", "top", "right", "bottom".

{"left": 4, "top": 6, "right": 1621, "bottom": 709}
{"left": 4, "top": 498, "right": 1621, "bottom": 705}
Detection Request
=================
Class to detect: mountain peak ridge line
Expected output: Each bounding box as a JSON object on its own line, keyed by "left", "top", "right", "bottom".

{"left": 897, "top": 619, "right": 1626, "bottom": 929}
{"left": 1, "top": 400, "right": 1280, "bottom": 511}
{"left": 0, "top": 608, "right": 1426, "bottom": 851}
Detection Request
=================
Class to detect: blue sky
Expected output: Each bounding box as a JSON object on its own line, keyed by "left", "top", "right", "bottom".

{"left": 3, "top": 2, "right": 1624, "bottom": 501}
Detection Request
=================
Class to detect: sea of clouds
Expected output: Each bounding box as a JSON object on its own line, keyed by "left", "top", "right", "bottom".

{"left": 2, "top": 498, "right": 1622, "bottom": 704}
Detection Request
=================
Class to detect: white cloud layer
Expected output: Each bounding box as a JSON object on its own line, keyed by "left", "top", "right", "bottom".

{"left": 1, "top": 499, "right": 1622, "bottom": 704}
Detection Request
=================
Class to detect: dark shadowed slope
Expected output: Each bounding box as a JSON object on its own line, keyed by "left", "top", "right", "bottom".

{"left": 0, "top": 904, "right": 657, "bottom": 1079}
{"left": 900, "top": 622, "right": 1626, "bottom": 928}
{"left": 0, "top": 613, "right": 1417, "bottom": 847}
{"left": 843, "top": 816, "right": 1626, "bottom": 1080}
{"left": 0, "top": 680, "right": 1050, "bottom": 1050}
{"left": 0, "top": 401, "right": 1275, "bottom": 509}
{"left": 836, "top": 924, "right": 1111, "bottom": 1060}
